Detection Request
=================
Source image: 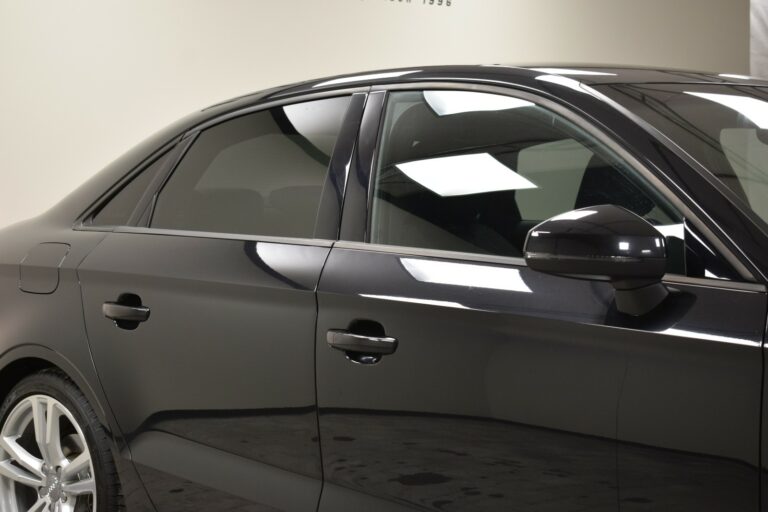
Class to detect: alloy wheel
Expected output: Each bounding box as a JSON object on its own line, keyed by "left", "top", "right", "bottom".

{"left": 0, "top": 395, "right": 96, "bottom": 512}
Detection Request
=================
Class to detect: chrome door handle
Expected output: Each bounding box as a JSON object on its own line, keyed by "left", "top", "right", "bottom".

{"left": 103, "top": 293, "right": 150, "bottom": 330}
{"left": 327, "top": 329, "right": 398, "bottom": 356}
{"left": 103, "top": 303, "right": 150, "bottom": 323}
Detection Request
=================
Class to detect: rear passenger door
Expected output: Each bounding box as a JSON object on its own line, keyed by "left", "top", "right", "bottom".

{"left": 78, "top": 93, "right": 365, "bottom": 511}
{"left": 315, "top": 89, "right": 765, "bottom": 512}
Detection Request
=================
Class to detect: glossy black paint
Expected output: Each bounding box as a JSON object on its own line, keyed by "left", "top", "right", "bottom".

{"left": 525, "top": 205, "right": 670, "bottom": 316}
{"left": 339, "top": 90, "right": 386, "bottom": 242}
{"left": 524, "top": 205, "right": 667, "bottom": 280}
{"left": 316, "top": 247, "right": 764, "bottom": 511}
{"left": 77, "top": 234, "right": 328, "bottom": 510}
{"left": 0, "top": 65, "right": 766, "bottom": 511}
{"left": 314, "top": 93, "right": 368, "bottom": 240}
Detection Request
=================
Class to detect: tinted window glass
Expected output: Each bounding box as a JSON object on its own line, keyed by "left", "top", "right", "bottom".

{"left": 371, "top": 90, "right": 688, "bottom": 272}
{"left": 599, "top": 84, "right": 768, "bottom": 225}
{"left": 151, "top": 96, "right": 350, "bottom": 237}
{"left": 91, "top": 151, "right": 170, "bottom": 227}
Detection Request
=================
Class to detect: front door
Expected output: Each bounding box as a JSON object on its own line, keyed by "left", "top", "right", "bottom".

{"left": 315, "top": 88, "right": 765, "bottom": 511}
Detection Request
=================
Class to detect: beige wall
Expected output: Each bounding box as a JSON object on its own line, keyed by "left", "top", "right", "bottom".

{"left": 0, "top": 0, "right": 749, "bottom": 228}
{"left": 753, "top": 0, "right": 768, "bottom": 77}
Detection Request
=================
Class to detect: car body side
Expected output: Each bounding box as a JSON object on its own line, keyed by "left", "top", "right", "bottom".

{"left": 0, "top": 65, "right": 767, "bottom": 510}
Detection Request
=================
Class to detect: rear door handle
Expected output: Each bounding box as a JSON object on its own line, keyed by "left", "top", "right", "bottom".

{"left": 103, "top": 293, "right": 150, "bottom": 330}
{"left": 103, "top": 303, "right": 150, "bottom": 323}
{"left": 327, "top": 329, "right": 398, "bottom": 359}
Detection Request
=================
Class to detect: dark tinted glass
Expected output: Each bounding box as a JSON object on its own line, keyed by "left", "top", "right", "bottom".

{"left": 91, "top": 151, "right": 170, "bottom": 227}
{"left": 598, "top": 84, "right": 768, "bottom": 226}
{"left": 151, "top": 96, "right": 350, "bottom": 237}
{"left": 372, "top": 90, "right": 687, "bottom": 269}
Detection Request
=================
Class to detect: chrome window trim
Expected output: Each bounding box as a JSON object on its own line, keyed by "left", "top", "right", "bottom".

{"left": 113, "top": 226, "right": 335, "bottom": 247}
{"left": 334, "top": 241, "right": 766, "bottom": 294}
{"left": 75, "top": 225, "right": 114, "bottom": 233}
{"left": 363, "top": 80, "right": 756, "bottom": 283}
{"left": 334, "top": 240, "right": 527, "bottom": 266}
{"left": 662, "top": 274, "right": 765, "bottom": 293}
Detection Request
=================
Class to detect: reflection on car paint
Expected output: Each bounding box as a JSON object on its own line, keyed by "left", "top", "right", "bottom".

{"left": 660, "top": 327, "right": 758, "bottom": 347}
{"left": 360, "top": 294, "right": 469, "bottom": 310}
{"left": 400, "top": 258, "right": 532, "bottom": 293}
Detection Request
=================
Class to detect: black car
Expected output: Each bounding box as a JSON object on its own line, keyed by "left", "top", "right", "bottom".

{"left": 1, "top": 65, "right": 768, "bottom": 512}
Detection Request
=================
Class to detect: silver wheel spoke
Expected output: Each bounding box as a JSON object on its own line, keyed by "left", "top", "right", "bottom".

{"left": 32, "top": 397, "right": 64, "bottom": 467}
{"left": 62, "top": 476, "right": 95, "bottom": 496}
{"left": 0, "top": 436, "right": 43, "bottom": 477}
{"left": 58, "top": 501, "right": 75, "bottom": 512}
{"left": 1, "top": 394, "right": 96, "bottom": 511}
{"left": 61, "top": 451, "right": 90, "bottom": 480}
{"left": 44, "top": 399, "right": 65, "bottom": 467}
{"left": 26, "top": 497, "right": 47, "bottom": 512}
{"left": 0, "top": 459, "right": 42, "bottom": 488}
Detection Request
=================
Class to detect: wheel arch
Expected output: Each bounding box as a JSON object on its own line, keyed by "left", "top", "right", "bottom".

{"left": 0, "top": 345, "right": 111, "bottom": 430}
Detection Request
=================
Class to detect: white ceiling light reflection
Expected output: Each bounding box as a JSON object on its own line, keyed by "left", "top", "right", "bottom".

{"left": 531, "top": 68, "right": 617, "bottom": 76}
{"left": 685, "top": 92, "right": 768, "bottom": 128}
{"left": 719, "top": 73, "right": 753, "bottom": 80}
{"left": 424, "top": 91, "right": 533, "bottom": 116}
{"left": 661, "top": 328, "right": 757, "bottom": 347}
{"left": 396, "top": 153, "right": 536, "bottom": 197}
{"left": 401, "top": 258, "right": 532, "bottom": 293}
{"left": 535, "top": 74, "right": 590, "bottom": 94}
{"left": 283, "top": 99, "right": 346, "bottom": 155}
{"left": 654, "top": 223, "right": 684, "bottom": 240}
{"left": 314, "top": 70, "right": 420, "bottom": 87}
{"left": 360, "top": 294, "right": 469, "bottom": 309}
{"left": 549, "top": 209, "right": 596, "bottom": 221}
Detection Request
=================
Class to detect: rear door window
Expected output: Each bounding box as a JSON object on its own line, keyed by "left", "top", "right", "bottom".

{"left": 151, "top": 96, "right": 351, "bottom": 238}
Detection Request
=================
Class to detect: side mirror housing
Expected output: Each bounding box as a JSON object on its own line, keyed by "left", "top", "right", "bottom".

{"left": 524, "top": 205, "right": 668, "bottom": 316}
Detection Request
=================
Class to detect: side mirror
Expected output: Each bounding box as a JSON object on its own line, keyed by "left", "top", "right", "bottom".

{"left": 524, "top": 204, "right": 668, "bottom": 316}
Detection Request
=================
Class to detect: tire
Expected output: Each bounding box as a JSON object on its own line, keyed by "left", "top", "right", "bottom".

{"left": 0, "top": 369, "right": 122, "bottom": 511}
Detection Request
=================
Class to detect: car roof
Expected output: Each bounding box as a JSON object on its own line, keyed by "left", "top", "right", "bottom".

{"left": 204, "top": 64, "right": 768, "bottom": 110}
